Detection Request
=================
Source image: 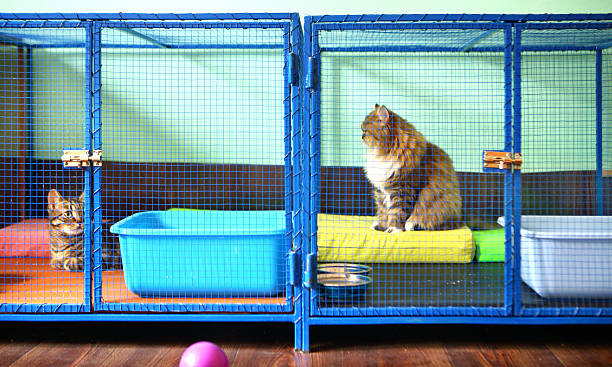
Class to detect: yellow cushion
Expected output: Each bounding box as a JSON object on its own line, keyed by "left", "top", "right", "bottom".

{"left": 317, "top": 214, "right": 475, "bottom": 263}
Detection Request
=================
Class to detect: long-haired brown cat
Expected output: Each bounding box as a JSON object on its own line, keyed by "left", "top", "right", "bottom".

{"left": 362, "top": 104, "right": 461, "bottom": 232}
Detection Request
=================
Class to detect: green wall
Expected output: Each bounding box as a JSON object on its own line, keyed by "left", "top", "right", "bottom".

{"left": 30, "top": 48, "right": 88, "bottom": 158}
{"left": 319, "top": 50, "right": 610, "bottom": 173}
{"left": 99, "top": 48, "right": 284, "bottom": 165}
{"left": 30, "top": 48, "right": 285, "bottom": 165}
{"left": 4, "top": 37, "right": 610, "bottom": 173}
{"left": 0, "top": 46, "right": 24, "bottom": 158}
{"left": 319, "top": 52, "right": 506, "bottom": 172}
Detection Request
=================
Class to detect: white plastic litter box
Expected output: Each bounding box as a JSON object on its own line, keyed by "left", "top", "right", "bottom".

{"left": 499, "top": 216, "right": 612, "bottom": 298}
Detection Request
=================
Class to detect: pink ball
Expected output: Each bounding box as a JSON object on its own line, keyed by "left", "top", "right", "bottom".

{"left": 179, "top": 341, "right": 229, "bottom": 367}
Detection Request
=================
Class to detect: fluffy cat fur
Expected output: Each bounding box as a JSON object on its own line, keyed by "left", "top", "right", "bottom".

{"left": 47, "top": 189, "right": 122, "bottom": 271}
{"left": 362, "top": 104, "right": 462, "bottom": 232}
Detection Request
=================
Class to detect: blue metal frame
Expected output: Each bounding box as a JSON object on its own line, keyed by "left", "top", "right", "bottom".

{"left": 309, "top": 316, "right": 612, "bottom": 325}
{"left": 2, "top": 12, "right": 612, "bottom": 352}
{"left": 514, "top": 22, "right": 612, "bottom": 317}
{"left": 91, "top": 21, "right": 103, "bottom": 313}
{"left": 90, "top": 19, "right": 297, "bottom": 314}
{"left": 300, "top": 15, "right": 315, "bottom": 352}
{"left": 298, "top": 14, "right": 612, "bottom": 350}
{"left": 307, "top": 20, "right": 512, "bottom": 319}
{"left": 307, "top": 14, "right": 612, "bottom": 23}
{"left": 0, "top": 15, "right": 301, "bottom": 318}
{"left": 596, "top": 49, "right": 603, "bottom": 216}
{"left": 503, "top": 26, "right": 514, "bottom": 317}
{"left": 512, "top": 25, "right": 524, "bottom": 317}
{"left": 289, "top": 13, "right": 305, "bottom": 351}
{"left": 82, "top": 21, "right": 95, "bottom": 314}
{"left": 0, "top": 13, "right": 296, "bottom": 21}
{"left": 0, "top": 20, "right": 90, "bottom": 314}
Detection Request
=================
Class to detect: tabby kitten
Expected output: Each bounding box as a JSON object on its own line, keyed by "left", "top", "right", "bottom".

{"left": 47, "top": 189, "right": 122, "bottom": 271}
{"left": 362, "top": 104, "right": 462, "bottom": 232}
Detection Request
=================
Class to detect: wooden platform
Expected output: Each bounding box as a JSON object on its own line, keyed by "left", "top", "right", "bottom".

{"left": 0, "top": 257, "right": 285, "bottom": 306}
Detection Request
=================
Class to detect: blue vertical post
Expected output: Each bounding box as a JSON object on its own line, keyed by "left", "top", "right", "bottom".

{"left": 595, "top": 49, "right": 603, "bottom": 216}
{"left": 503, "top": 25, "right": 514, "bottom": 316}
{"left": 289, "top": 13, "right": 303, "bottom": 351}
{"left": 309, "top": 22, "right": 321, "bottom": 327}
{"left": 91, "top": 22, "right": 103, "bottom": 310}
{"left": 512, "top": 25, "right": 523, "bottom": 316}
{"left": 283, "top": 21, "right": 293, "bottom": 309}
{"left": 300, "top": 15, "right": 314, "bottom": 352}
{"left": 83, "top": 22, "right": 96, "bottom": 312}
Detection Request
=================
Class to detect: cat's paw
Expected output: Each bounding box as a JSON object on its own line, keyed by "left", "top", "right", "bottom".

{"left": 404, "top": 221, "right": 415, "bottom": 231}
{"left": 386, "top": 226, "right": 403, "bottom": 234}
{"left": 63, "top": 258, "right": 84, "bottom": 271}
{"left": 50, "top": 258, "right": 63, "bottom": 270}
{"left": 371, "top": 221, "right": 387, "bottom": 232}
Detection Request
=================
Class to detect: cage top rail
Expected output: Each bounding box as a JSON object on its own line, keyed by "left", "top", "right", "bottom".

{"left": 311, "top": 23, "right": 612, "bottom": 53}
{"left": 1, "top": 13, "right": 611, "bottom": 22}
{"left": 307, "top": 14, "right": 612, "bottom": 23}
{"left": 0, "top": 13, "right": 298, "bottom": 21}
{"left": 0, "top": 18, "right": 296, "bottom": 49}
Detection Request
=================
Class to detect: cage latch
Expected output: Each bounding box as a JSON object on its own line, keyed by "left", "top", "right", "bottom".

{"left": 62, "top": 149, "right": 103, "bottom": 168}
{"left": 288, "top": 250, "right": 300, "bottom": 286}
{"left": 304, "top": 253, "right": 317, "bottom": 289}
{"left": 483, "top": 151, "right": 522, "bottom": 171}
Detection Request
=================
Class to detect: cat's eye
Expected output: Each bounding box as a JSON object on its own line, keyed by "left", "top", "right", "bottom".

{"left": 63, "top": 212, "right": 72, "bottom": 218}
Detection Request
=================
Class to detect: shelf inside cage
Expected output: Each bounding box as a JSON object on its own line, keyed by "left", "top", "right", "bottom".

{"left": 316, "top": 262, "right": 506, "bottom": 309}
{"left": 111, "top": 210, "right": 287, "bottom": 297}
{"left": 0, "top": 257, "right": 286, "bottom": 305}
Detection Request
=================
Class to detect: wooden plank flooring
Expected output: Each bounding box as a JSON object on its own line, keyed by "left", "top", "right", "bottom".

{"left": 0, "top": 323, "right": 610, "bottom": 366}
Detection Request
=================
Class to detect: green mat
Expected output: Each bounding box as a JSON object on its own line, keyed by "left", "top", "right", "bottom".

{"left": 473, "top": 228, "right": 505, "bottom": 262}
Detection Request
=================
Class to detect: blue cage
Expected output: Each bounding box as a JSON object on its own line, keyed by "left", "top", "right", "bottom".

{"left": 1, "top": 13, "right": 612, "bottom": 352}
{"left": 301, "top": 14, "right": 612, "bottom": 350}
{"left": 0, "top": 13, "right": 303, "bottom": 320}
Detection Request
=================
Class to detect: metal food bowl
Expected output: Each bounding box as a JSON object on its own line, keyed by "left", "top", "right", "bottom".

{"left": 317, "top": 262, "right": 372, "bottom": 276}
{"left": 317, "top": 273, "right": 371, "bottom": 300}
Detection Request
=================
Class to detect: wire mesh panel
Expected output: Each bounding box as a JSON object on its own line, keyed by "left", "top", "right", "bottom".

{"left": 308, "top": 22, "right": 512, "bottom": 317}
{"left": 516, "top": 23, "right": 612, "bottom": 316}
{"left": 0, "top": 23, "right": 90, "bottom": 312}
{"left": 96, "top": 21, "right": 296, "bottom": 313}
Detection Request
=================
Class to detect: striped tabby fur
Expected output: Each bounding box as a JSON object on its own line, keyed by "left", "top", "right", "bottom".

{"left": 47, "top": 189, "right": 122, "bottom": 271}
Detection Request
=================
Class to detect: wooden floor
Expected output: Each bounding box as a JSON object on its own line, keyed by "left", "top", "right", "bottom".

{"left": 0, "top": 322, "right": 610, "bottom": 366}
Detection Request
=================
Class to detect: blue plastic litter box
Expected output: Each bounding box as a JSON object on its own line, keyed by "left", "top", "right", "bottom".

{"left": 110, "top": 210, "right": 287, "bottom": 297}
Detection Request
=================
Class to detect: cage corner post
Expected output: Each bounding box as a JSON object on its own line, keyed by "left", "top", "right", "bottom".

{"left": 595, "top": 48, "right": 603, "bottom": 216}
{"left": 512, "top": 23, "right": 523, "bottom": 316}
{"left": 503, "top": 23, "right": 514, "bottom": 317}
{"left": 290, "top": 11, "right": 306, "bottom": 352}
{"left": 89, "top": 20, "right": 103, "bottom": 311}
{"left": 297, "top": 14, "right": 316, "bottom": 352}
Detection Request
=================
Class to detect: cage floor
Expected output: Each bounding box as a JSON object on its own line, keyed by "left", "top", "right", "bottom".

{"left": 0, "top": 257, "right": 285, "bottom": 306}
{"left": 521, "top": 284, "right": 612, "bottom": 309}
{"left": 316, "top": 263, "right": 506, "bottom": 309}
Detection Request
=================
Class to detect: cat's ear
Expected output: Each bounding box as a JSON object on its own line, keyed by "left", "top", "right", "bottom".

{"left": 48, "top": 189, "right": 63, "bottom": 206}
{"left": 374, "top": 103, "right": 380, "bottom": 108}
{"left": 78, "top": 191, "right": 86, "bottom": 203}
{"left": 377, "top": 105, "right": 390, "bottom": 123}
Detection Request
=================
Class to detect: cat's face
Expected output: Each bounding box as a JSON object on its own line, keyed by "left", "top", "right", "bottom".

{"left": 361, "top": 104, "right": 394, "bottom": 150}
{"left": 47, "top": 190, "right": 85, "bottom": 236}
